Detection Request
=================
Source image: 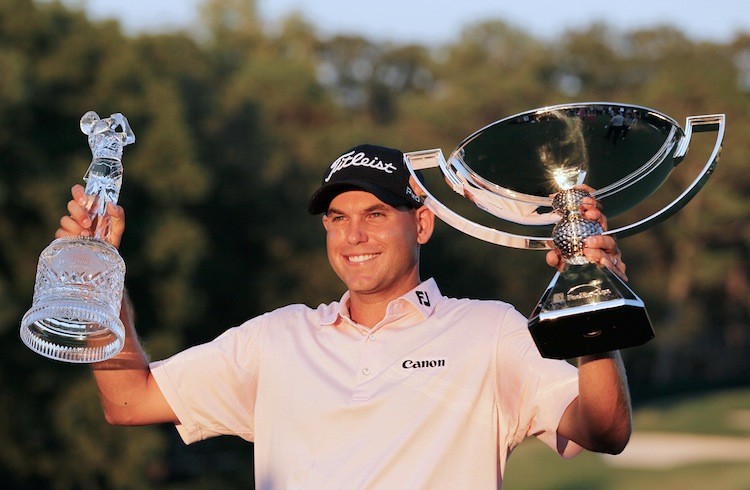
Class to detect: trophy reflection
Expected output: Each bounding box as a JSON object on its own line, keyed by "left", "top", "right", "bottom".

{"left": 404, "top": 103, "right": 725, "bottom": 359}
{"left": 20, "top": 111, "right": 134, "bottom": 363}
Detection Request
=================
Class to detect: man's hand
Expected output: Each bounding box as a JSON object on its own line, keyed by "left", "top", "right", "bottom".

{"left": 56, "top": 184, "right": 125, "bottom": 249}
{"left": 545, "top": 189, "right": 627, "bottom": 281}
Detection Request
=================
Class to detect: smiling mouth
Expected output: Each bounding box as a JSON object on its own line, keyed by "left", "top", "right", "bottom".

{"left": 347, "top": 253, "right": 379, "bottom": 263}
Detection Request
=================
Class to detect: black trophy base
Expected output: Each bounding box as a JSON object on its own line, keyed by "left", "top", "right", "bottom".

{"left": 528, "top": 263, "right": 655, "bottom": 359}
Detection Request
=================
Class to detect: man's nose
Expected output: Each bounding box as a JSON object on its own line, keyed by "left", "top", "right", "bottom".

{"left": 347, "top": 220, "right": 368, "bottom": 244}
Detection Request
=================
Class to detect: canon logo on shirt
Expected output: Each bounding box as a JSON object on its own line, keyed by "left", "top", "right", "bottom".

{"left": 402, "top": 359, "right": 446, "bottom": 369}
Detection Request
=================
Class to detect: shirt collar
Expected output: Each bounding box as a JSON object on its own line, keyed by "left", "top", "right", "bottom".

{"left": 320, "top": 278, "right": 442, "bottom": 326}
{"left": 402, "top": 278, "right": 441, "bottom": 319}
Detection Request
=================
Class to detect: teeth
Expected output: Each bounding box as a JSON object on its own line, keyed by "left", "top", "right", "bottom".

{"left": 348, "top": 253, "right": 378, "bottom": 263}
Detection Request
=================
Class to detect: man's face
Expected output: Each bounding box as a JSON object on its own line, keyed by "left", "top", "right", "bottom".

{"left": 322, "top": 190, "right": 433, "bottom": 302}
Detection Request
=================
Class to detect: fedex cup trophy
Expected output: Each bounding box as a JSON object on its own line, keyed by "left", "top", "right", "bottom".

{"left": 404, "top": 103, "right": 725, "bottom": 359}
{"left": 20, "top": 111, "right": 134, "bottom": 363}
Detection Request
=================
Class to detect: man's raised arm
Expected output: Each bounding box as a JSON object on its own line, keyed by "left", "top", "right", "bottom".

{"left": 57, "top": 184, "right": 177, "bottom": 426}
{"left": 547, "top": 196, "right": 633, "bottom": 454}
{"left": 558, "top": 350, "right": 632, "bottom": 454}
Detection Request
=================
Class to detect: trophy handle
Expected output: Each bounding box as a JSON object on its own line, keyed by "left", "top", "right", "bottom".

{"left": 604, "top": 113, "right": 725, "bottom": 238}
{"left": 405, "top": 149, "right": 552, "bottom": 250}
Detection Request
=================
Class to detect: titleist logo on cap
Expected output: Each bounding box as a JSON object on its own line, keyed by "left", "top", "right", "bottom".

{"left": 324, "top": 150, "right": 398, "bottom": 182}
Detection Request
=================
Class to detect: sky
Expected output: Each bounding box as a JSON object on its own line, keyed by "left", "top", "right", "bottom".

{"left": 59, "top": 0, "right": 750, "bottom": 46}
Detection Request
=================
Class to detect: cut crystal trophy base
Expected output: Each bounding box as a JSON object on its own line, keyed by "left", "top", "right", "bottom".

{"left": 20, "top": 301, "right": 124, "bottom": 363}
{"left": 20, "top": 236, "right": 125, "bottom": 363}
{"left": 528, "top": 263, "right": 655, "bottom": 359}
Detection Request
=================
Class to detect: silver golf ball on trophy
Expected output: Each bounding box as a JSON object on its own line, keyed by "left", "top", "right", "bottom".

{"left": 404, "top": 102, "right": 725, "bottom": 359}
{"left": 20, "top": 111, "right": 135, "bottom": 363}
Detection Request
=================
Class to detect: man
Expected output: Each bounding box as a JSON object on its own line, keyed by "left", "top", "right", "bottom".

{"left": 605, "top": 109, "right": 626, "bottom": 144}
{"left": 622, "top": 111, "right": 635, "bottom": 140}
{"left": 58, "top": 144, "right": 631, "bottom": 488}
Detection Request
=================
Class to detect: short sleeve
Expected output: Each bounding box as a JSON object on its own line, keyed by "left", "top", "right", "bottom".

{"left": 495, "top": 307, "right": 582, "bottom": 458}
{"left": 150, "top": 315, "right": 265, "bottom": 444}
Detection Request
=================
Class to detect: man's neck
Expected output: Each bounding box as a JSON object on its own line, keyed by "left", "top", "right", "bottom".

{"left": 347, "top": 282, "right": 419, "bottom": 328}
{"left": 348, "top": 300, "right": 389, "bottom": 329}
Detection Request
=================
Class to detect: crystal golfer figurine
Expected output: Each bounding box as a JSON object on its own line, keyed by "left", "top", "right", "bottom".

{"left": 20, "top": 111, "right": 135, "bottom": 363}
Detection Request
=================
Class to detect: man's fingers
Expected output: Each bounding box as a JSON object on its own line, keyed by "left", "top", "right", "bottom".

{"left": 59, "top": 215, "right": 91, "bottom": 237}
{"left": 583, "top": 236, "right": 628, "bottom": 281}
{"left": 104, "top": 202, "right": 125, "bottom": 249}
{"left": 60, "top": 185, "right": 126, "bottom": 249}
{"left": 580, "top": 197, "right": 608, "bottom": 231}
{"left": 66, "top": 199, "right": 91, "bottom": 228}
{"left": 546, "top": 249, "right": 564, "bottom": 271}
{"left": 71, "top": 184, "right": 86, "bottom": 202}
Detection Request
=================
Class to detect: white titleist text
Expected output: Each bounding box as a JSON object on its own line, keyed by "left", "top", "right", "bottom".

{"left": 325, "top": 151, "right": 397, "bottom": 182}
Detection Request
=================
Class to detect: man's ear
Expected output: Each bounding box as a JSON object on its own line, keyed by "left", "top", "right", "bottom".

{"left": 415, "top": 206, "right": 435, "bottom": 245}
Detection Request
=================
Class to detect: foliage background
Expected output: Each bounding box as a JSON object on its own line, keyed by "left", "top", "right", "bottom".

{"left": 1, "top": 0, "right": 748, "bottom": 487}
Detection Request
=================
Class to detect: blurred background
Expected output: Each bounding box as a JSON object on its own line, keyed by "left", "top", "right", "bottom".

{"left": 1, "top": 0, "right": 749, "bottom": 488}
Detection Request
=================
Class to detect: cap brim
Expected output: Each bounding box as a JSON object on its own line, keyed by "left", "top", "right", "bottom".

{"left": 308, "top": 180, "right": 415, "bottom": 214}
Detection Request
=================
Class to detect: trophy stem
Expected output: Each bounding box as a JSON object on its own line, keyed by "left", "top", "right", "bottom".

{"left": 82, "top": 156, "right": 123, "bottom": 242}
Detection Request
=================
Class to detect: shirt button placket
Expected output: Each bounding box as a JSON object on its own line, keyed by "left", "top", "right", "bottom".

{"left": 362, "top": 332, "right": 378, "bottom": 376}
{"left": 355, "top": 331, "right": 376, "bottom": 391}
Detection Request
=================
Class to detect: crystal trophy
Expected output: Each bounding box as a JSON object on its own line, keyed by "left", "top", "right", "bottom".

{"left": 404, "top": 102, "right": 725, "bottom": 359}
{"left": 20, "top": 111, "right": 135, "bottom": 363}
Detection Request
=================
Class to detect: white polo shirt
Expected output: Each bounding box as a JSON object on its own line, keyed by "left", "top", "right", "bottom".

{"left": 150, "top": 278, "right": 581, "bottom": 488}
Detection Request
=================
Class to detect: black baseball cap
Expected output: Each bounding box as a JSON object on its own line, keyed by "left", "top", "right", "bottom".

{"left": 308, "top": 144, "right": 423, "bottom": 214}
